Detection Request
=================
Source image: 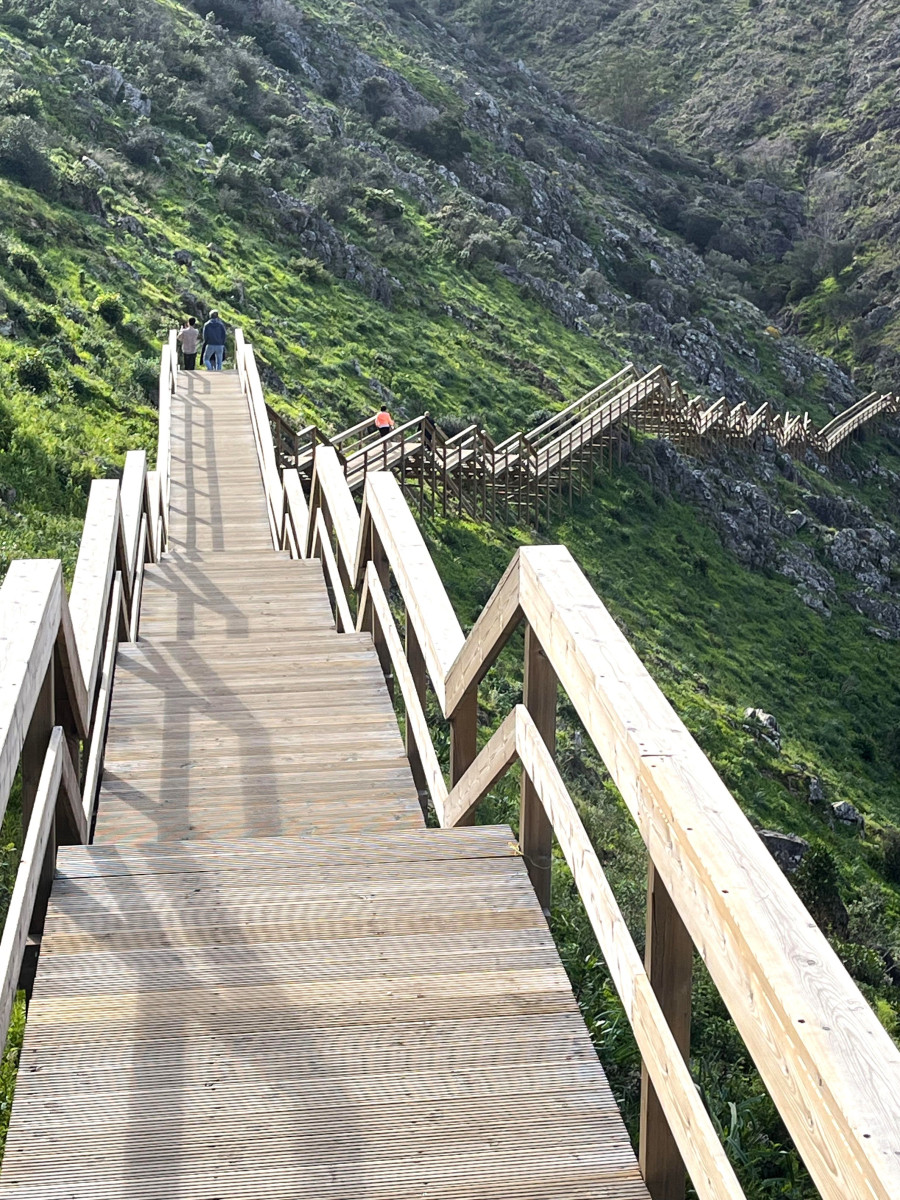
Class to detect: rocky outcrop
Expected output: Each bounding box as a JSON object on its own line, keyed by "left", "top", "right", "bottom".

{"left": 759, "top": 829, "right": 809, "bottom": 873}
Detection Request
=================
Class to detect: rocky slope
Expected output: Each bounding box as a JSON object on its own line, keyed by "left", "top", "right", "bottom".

{"left": 436, "top": 0, "right": 900, "bottom": 386}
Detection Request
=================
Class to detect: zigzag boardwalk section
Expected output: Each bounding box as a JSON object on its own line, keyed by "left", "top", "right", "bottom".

{"left": 0, "top": 373, "right": 648, "bottom": 1199}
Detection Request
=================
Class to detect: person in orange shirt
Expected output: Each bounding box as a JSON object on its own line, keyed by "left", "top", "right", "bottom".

{"left": 374, "top": 405, "right": 395, "bottom": 437}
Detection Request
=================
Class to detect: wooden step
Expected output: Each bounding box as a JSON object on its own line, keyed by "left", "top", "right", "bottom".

{"left": 0, "top": 828, "right": 648, "bottom": 1200}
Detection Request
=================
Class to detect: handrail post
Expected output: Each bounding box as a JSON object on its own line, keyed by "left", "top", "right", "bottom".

{"left": 450, "top": 686, "right": 477, "bottom": 800}
{"left": 521, "top": 625, "right": 555, "bottom": 909}
{"left": 639, "top": 862, "right": 693, "bottom": 1199}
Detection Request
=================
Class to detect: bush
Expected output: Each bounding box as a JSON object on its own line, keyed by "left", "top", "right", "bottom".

{"left": 0, "top": 116, "right": 55, "bottom": 193}
{"left": 2, "top": 89, "right": 42, "bottom": 118}
{"left": 361, "top": 76, "right": 394, "bottom": 121}
{"left": 883, "top": 828, "right": 900, "bottom": 884}
{"left": 405, "top": 114, "right": 470, "bottom": 165}
{"left": 94, "top": 293, "right": 124, "bottom": 326}
{"left": 363, "top": 188, "right": 404, "bottom": 221}
{"left": 793, "top": 843, "right": 848, "bottom": 935}
{"left": 289, "top": 256, "right": 329, "bottom": 285}
{"left": 131, "top": 355, "right": 159, "bottom": 401}
{"left": 15, "top": 352, "right": 51, "bottom": 393}
{"left": 8, "top": 250, "right": 46, "bottom": 288}
{"left": 122, "top": 128, "right": 163, "bottom": 167}
{"left": 0, "top": 401, "right": 13, "bottom": 451}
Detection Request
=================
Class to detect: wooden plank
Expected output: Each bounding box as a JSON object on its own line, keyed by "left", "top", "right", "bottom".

{"left": 82, "top": 575, "right": 123, "bottom": 829}
{"left": 357, "top": 472, "right": 464, "bottom": 710}
{"left": 520, "top": 625, "right": 555, "bottom": 911}
{"left": 0, "top": 560, "right": 63, "bottom": 822}
{"left": 405, "top": 613, "right": 428, "bottom": 809}
{"left": 444, "top": 552, "right": 522, "bottom": 717}
{"left": 514, "top": 546, "right": 900, "bottom": 1200}
{"left": 69, "top": 480, "right": 122, "bottom": 705}
{"left": 639, "top": 864, "right": 693, "bottom": 1200}
{"left": 1, "top": 825, "right": 650, "bottom": 1200}
{"left": 358, "top": 563, "right": 448, "bottom": 821}
{"left": 54, "top": 587, "right": 89, "bottom": 740}
{"left": 119, "top": 450, "right": 147, "bottom": 584}
{"left": 283, "top": 469, "right": 310, "bottom": 559}
{"left": 0, "top": 727, "right": 65, "bottom": 1053}
{"left": 313, "top": 510, "right": 352, "bottom": 632}
{"left": 444, "top": 707, "right": 518, "bottom": 827}
{"left": 512, "top": 707, "right": 745, "bottom": 1200}
{"left": 307, "top": 447, "right": 360, "bottom": 574}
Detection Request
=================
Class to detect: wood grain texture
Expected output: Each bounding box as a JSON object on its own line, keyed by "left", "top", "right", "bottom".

{"left": 0, "top": 829, "right": 648, "bottom": 1200}
{"left": 0, "top": 561, "right": 63, "bottom": 820}
{"left": 515, "top": 546, "right": 900, "bottom": 1200}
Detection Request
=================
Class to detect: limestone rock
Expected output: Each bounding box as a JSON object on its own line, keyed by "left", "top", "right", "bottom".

{"left": 758, "top": 829, "right": 809, "bottom": 873}
{"left": 743, "top": 708, "right": 781, "bottom": 750}
{"left": 831, "top": 800, "right": 864, "bottom": 830}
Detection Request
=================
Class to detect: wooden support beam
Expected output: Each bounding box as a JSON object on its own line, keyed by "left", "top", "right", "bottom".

{"left": 405, "top": 614, "right": 429, "bottom": 812}
{"left": 521, "top": 624, "right": 556, "bottom": 910}
{"left": 369, "top": 525, "right": 393, "bottom": 698}
{"left": 21, "top": 661, "right": 55, "bottom": 946}
{"left": 640, "top": 863, "right": 693, "bottom": 1200}
{"left": 449, "top": 684, "right": 478, "bottom": 801}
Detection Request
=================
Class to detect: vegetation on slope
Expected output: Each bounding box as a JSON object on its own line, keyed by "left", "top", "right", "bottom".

{"left": 436, "top": 0, "right": 900, "bottom": 385}
{"left": 0, "top": 0, "right": 899, "bottom": 1192}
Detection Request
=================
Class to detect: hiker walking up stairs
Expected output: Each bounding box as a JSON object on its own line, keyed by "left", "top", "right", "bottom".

{"left": 0, "top": 370, "right": 649, "bottom": 1197}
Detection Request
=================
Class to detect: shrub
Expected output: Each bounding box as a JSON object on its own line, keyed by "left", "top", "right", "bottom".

{"left": 131, "top": 355, "right": 159, "bottom": 401}
{"left": 289, "top": 256, "right": 329, "bottom": 285}
{"left": 15, "top": 352, "right": 51, "bottom": 393}
{"left": 0, "top": 116, "right": 55, "bottom": 193}
{"left": 94, "top": 293, "right": 124, "bottom": 326}
{"left": 793, "top": 843, "right": 848, "bottom": 935}
{"left": 361, "top": 76, "right": 394, "bottom": 121}
{"left": 0, "top": 400, "right": 13, "bottom": 451}
{"left": 363, "top": 188, "right": 404, "bottom": 221}
{"left": 884, "top": 828, "right": 900, "bottom": 884}
{"left": 8, "top": 250, "right": 46, "bottom": 288}
{"left": 405, "top": 114, "right": 470, "bottom": 165}
{"left": 2, "top": 89, "right": 42, "bottom": 118}
{"left": 122, "top": 128, "right": 163, "bottom": 167}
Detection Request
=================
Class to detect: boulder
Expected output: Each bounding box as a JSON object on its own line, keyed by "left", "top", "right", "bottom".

{"left": 831, "top": 801, "right": 864, "bottom": 830}
{"left": 808, "top": 775, "right": 826, "bottom": 805}
{"left": 743, "top": 707, "right": 781, "bottom": 750}
{"left": 758, "top": 829, "right": 809, "bottom": 873}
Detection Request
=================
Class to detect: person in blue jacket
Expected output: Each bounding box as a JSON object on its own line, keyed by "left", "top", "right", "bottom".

{"left": 201, "top": 310, "right": 227, "bottom": 370}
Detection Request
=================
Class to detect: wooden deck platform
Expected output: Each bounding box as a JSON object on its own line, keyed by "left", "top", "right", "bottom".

{"left": 0, "top": 371, "right": 649, "bottom": 1199}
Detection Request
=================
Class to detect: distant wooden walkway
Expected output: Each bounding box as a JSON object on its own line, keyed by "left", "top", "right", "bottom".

{"left": 271, "top": 364, "right": 899, "bottom": 527}
{"left": 0, "top": 372, "right": 648, "bottom": 1199}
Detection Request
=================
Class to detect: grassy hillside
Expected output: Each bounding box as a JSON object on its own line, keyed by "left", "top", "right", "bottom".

{"left": 0, "top": 0, "right": 899, "bottom": 1193}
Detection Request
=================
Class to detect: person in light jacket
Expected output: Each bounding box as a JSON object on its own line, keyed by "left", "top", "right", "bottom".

{"left": 177, "top": 317, "right": 200, "bottom": 370}
{"left": 201, "top": 310, "right": 227, "bottom": 370}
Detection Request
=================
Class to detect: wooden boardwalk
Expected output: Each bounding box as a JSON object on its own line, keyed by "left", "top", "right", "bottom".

{"left": 0, "top": 372, "right": 648, "bottom": 1199}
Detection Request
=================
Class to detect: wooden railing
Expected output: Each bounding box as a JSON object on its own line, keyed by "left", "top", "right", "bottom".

{"left": 238, "top": 325, "right": 897, "bottom": 534}
{"left": 0, "top": 448, "right": 163, "bottom": 1053}
{"left": 285, "top": 433, "right": 900, "bottom": 1200}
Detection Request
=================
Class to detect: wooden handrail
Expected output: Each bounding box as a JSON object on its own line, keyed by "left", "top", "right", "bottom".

{"left": 0, "top": 727, "right": 81, "bottom": 1045}
{"left": 443, "top": 704, "right": 745, "bottom": 1200}
{"left": 302, "top": 460, "right": 900, "bottom": 1200}
{"left": 0, "top": 339, "right": 164, "bottom": 1058}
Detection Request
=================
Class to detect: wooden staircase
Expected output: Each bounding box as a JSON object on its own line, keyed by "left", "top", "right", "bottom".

{"left": 0, "top": 371, "right": 650, "bottom": 1199}
{"left": 1, "top": 342, "right": 899, "bottom": 1200}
